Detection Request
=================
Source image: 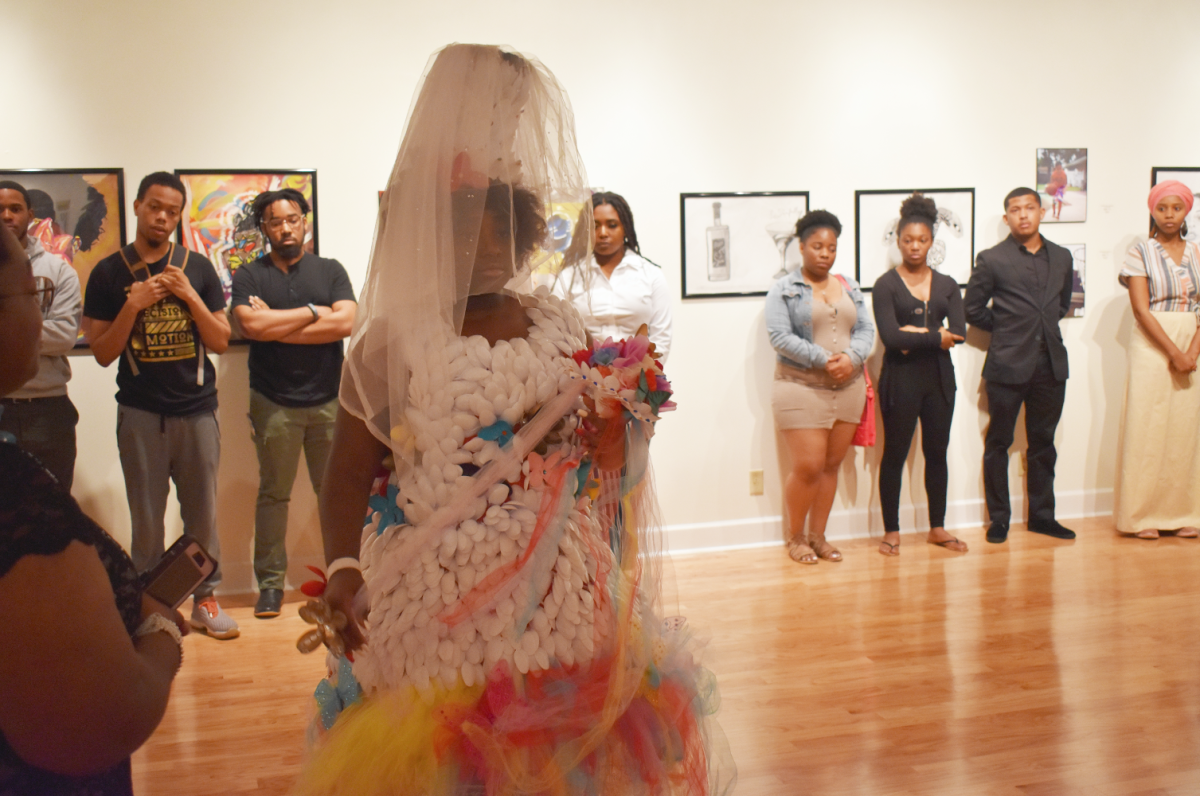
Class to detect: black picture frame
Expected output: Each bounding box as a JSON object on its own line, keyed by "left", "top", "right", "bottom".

{"left": 0, "top": 167, "right": 127, "bottom": 347}
{"left": 854, "top": 188, "right": 975, "bottom": 291}
{"left": 680, "top": 191, "right": 809, "bottom": 299}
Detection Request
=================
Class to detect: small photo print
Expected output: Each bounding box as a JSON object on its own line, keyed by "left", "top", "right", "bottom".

{"left": 1037, "top": 148, "right": 1087, "bottom": 223}
{"left": 1063, "top": 243, "right": 1085, "bottom": 317}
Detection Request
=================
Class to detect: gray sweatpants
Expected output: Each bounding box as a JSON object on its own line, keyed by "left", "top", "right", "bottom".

{"left": 117, "top": 405, "right": 222, "bottom": 597}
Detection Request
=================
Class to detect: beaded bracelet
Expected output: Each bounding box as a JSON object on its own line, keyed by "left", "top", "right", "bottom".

{"left": 135, "top": 613, "right": 183, "bottom": 673}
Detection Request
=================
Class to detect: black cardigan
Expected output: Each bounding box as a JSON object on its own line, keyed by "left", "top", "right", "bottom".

{"left": 872, "top": 267, "right": 965, "bottom": 406}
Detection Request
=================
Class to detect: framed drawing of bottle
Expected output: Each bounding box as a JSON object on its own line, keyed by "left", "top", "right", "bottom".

{"left": 680, "top": 191, "right": 809, "bottom": 299}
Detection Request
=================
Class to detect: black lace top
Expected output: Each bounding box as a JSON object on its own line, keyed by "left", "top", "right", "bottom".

{"left": 0, "top": 441, "right": 141, "bottom": 796}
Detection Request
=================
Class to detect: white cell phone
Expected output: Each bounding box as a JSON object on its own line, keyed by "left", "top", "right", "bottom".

{"left": 141, "top": 535, "right": 217, "bottom": 609}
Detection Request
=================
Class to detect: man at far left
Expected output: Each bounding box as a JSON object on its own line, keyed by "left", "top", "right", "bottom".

{"left": 0, "top": 180, "right": 82, "bottom": 489}
{"left": 83, "top": 171, "right": 239, "bottom": 640}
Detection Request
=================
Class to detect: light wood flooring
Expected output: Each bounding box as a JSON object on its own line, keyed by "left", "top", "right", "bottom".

{"left": 134, "top": 517, "right": 1200, "bottom": 795}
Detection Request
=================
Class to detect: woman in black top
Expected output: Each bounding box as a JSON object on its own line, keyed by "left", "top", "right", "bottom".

{"left": 872, "top": 194, "right": 967, "bottom": 555}
{"left": 0, "top": 223, "right": 185, "bottom": 795}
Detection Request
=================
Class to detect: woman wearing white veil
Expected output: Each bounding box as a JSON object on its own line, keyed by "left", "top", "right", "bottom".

{"left": 296, "top": 44, "right": 732, "bottom": 796}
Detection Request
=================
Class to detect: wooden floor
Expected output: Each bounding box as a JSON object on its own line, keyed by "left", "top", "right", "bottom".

{"left": 134, "top": 517, "right": 1200, "bottom": 795}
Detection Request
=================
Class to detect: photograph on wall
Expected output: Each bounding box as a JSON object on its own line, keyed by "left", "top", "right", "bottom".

{"left": 0, "top": 168, "right": 126, "bottom": 344}
{"left": 175, "top": 169, "right": 318, "bottom": 304}
{"left": 1150, "top": 167, "right": 1200, "bottom": 243}
{"left": 854, "top": 188, "right": 975, "bottom": 290}
{"left": 1063, "top": 243, "right": 1086, "bottom": 317}
{"left": 1036, "top": 148, "right": 1087, "bottom": 223}
{"left": 680, "top": 191, "right": 809, "bottom": 298}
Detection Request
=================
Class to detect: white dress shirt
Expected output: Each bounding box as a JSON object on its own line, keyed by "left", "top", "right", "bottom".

{"left": 555, "top": 249, "right": 673, "bottom": 362}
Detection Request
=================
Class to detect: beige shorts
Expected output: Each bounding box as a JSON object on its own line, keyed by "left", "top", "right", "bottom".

{"left": 772, "top": 362, "right": 865, "bottom": 430}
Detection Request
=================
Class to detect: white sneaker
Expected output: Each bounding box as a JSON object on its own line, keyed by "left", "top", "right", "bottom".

{"left": 190, "top": 596, "right": 240, "bottom": 640}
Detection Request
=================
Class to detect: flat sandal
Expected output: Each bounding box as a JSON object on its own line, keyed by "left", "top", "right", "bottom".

{"left": 810, "top": 538, "right": 842, "bottom": 562}
{"left": 787, "top": 538, "right": 818, "bottom": 565}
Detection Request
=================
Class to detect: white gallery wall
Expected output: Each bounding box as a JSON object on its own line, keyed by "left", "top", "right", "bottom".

{"left": 3, "top": 0, "right": 1198, "bottom": 592}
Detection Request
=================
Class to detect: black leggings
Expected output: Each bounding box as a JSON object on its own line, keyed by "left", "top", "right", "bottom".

{"left": 879, "top": 357, "right": 954, "bottom": 531}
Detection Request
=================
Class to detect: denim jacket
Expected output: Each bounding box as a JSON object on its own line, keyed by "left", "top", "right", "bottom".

{"left": 765, "top": 269, "right": 875, "bottom": 369}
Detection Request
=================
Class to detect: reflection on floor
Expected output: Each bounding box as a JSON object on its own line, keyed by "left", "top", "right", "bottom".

{"left": 134, "top": 517, "right": 1200, "bottom": 795}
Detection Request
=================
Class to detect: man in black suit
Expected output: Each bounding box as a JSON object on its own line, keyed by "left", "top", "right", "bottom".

{"left": 965, "top": 187, "right": 1076, "bottom": 543}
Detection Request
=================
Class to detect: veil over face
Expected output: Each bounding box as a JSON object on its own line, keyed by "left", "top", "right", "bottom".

{"left": 341, "top": 43, "right": 592, "bottom": 465}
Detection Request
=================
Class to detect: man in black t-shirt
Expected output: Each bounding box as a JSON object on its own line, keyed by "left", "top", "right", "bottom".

{"left": 230, "top": 188, "right": 356, "bottom": 619}
{"left": 83, "top": 171, "right": 239, "bottom": 640}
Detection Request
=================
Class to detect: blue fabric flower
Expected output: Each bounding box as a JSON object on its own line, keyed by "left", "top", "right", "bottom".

{"left": 314, "top": 656, "right": 363, "bottom": 730}
{"left": 365, "top": 483, "right": 404, "bottom": 533}
{"left": 478, "top": 419, "right": 515, "bottom": 446}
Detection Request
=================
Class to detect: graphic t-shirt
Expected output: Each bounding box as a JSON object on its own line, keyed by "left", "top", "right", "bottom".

{"left": 84, "top": 247, "right": 226, "bottom": 416}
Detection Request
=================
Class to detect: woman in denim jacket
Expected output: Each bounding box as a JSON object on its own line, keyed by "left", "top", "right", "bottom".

{"left": 765, "top": 210, "right": 874, "bottom": 564}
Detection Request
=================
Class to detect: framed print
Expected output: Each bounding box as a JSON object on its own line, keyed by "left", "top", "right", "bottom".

{"left": 854, "top": 188, "right": 975, "bottom": 290}
{"left": 680, "top": 191, "right": 809, "bottom": 298}
{"left": 1063, "top": 243, "right": 1086, "bottom": 318}
{"left": 1151, "top": 167, "right": 1200, "bottom": 243}
{"left": 0, "top": 168, "right": 126, "bottom": 345}
{"left": 175, "top": 169, "right": 318, "bottom": 304}
{"left": 1036, "top": 148, "right": 1087, "bottom": 223}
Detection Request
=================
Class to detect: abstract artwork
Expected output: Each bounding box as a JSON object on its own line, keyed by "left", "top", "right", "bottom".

{"left": 175, "top": 169, "right": 317, "bottom": 303}
{"left": 0, "top": 168, "right": 127, "bottom": 345}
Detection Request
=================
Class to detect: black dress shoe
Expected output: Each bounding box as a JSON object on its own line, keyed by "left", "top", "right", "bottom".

{"left": 1028, "top": 520, "right": 1076, "bottom": 540}
{"left": 986, "top": 522, "right": 1009, "bottom": 543}
{"left": 254, "top": 588, "right": 283, "bottom": 618}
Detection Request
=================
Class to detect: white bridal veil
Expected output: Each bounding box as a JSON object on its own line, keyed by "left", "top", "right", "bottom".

{"left": 341, "top": 43, "right": 592, "bottom": 470}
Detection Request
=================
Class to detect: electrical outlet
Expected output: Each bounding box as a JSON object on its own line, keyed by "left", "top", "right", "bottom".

{"left": 749, "top": 469, "right": 764, "bottom": 495}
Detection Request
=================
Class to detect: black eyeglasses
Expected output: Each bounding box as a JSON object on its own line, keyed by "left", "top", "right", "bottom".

{"left": 0, "top": 275, "right": 55, "bottom": 314}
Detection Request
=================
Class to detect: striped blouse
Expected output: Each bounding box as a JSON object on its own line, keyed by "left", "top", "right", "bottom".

{"left": 1120, "top": 239, "right": 1200, "bottom": 318}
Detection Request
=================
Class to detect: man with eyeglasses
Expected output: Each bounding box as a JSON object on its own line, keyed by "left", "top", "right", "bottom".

{"left": 231, "top": 188, "right": 356, "bottom": 619}
{"left": 0, "top": 180, "right": 82, "bottom": 489}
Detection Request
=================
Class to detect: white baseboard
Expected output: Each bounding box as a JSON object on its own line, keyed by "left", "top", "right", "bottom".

{"left": 664, "top": 489, "right": 1114, "bottom": 553}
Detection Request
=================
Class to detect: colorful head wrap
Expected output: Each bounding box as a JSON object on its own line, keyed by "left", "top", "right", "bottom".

{"left": 1148, "top": 180, "right": 1195, "bottom": 214}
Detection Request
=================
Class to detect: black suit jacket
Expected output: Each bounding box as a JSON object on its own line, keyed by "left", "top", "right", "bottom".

{"left": 964, "top": 234, "right": 1073, "bottom": 384}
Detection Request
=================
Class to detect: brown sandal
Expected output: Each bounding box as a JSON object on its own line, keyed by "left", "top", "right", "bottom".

{"left": 878, "top": 540, "right": 900, "bottom": 556}
{"left": 927, "top": 534, "right": 968, "bottom": 553}
{"left": 787, "top": 538, "right": 818, "bottom": 565}
{"left": 810, "top": 538, "right": 842, "bottom": 562}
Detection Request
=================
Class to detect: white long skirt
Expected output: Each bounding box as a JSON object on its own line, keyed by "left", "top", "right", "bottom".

{"left": 1114, "top": 311, "right": 1200, "bottom": 534}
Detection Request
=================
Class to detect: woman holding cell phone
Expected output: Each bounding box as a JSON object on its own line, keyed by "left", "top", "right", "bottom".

{"left": 0, "top": 222, "right": 186, "bottom": 795}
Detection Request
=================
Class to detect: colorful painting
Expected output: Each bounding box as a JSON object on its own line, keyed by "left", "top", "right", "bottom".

{"left": 176, "top": 170, "right": 318, "bottom": 303}
{"left": 0, "top": 168, "right": 127, "bottom": 345}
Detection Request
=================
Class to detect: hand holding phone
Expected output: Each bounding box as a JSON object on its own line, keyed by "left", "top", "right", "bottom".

{"left": 141, "top": 535, "right": 217, "bottom": 610}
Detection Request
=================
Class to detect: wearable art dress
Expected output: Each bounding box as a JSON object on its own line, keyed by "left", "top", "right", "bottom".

{"left": 298, "top": 289, "right": 730, "bottom": 796}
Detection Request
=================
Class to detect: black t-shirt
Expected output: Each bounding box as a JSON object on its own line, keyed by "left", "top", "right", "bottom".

{"left": 84, "top": 247, "right": 225, "bottom": 416}
{"left": 0, "top": 441, "right": 140, "bottom": 795}
{"left": 230, "top": 253, "right": 356, "bottom": 407}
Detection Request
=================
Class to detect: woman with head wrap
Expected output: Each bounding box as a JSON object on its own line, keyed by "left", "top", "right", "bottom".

{"left": 871, "top": 193, "right": 966, "bottom": 556}
{"left": 298, "top": 44, "right": 732, "bottom": 796}
{"left": 1114, "top": 180, "right": 1200, "bottom": 539}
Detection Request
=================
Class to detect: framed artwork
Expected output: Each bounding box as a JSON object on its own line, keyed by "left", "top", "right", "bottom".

{"left": 680, "top": 191, "right": 809, "bottom": 298}
{"left": 1036, "top": 148, "right": 1087, "bottom": 223}
{"left": 0, "top": 168, "right": 126, "bottom": 345}
{"left": 854, "top": 188, "right": 975, "bottom": 290}
{"left": 1150, "top": 167, "right": 1200, "bottom": 243}
{"left": 1063, "top": 243, "right": 1086, "bottom": 318}
{"left": 175, "top": 169, "right": 318, "bottom": 304}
